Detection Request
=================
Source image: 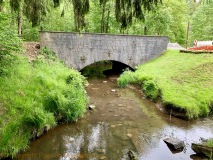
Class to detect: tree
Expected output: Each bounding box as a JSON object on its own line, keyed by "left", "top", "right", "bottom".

{"left": 185, "top": 0, "right": 199, "bottom": 48}
{"left": 23, "top": 0, "right": 47, "bottom": 28}
{"left": 0, "top": 13, "right": 22, "bottom": 57}
{"left": 162, "top": 0, "right": 187, "bottom": 45}
{"left": 100, "top": 0, "right": 108, "bottom": 32}
{"left": 72, "top": 0, "right": 90, "bottom": 32}
{"left": 0, "top": 0, "right": 59, "bottom": 36}
{"left": 0, "top": 0, "right": 3, "bottom": 11}
{"left": 45, "top": 0, "right": 162, "bottom": 33}
{"left": 8, "top": 0, "right": 23, "bottom": 36}
{"left": 115, "top": 0, "right": 162, "bottom": 31}
{"left": 99, "top": 0, "right": 112, "bottom": 33}
{"left": 190, "top": 1, "right": 213, "bottom": 42}
{"left": 144, "top": 5, "right": 173, "bottom": 36}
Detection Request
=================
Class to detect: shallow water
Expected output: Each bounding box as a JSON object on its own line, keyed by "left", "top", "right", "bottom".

{"left": 15, "top": 76, "right": 213, "bottom": 160}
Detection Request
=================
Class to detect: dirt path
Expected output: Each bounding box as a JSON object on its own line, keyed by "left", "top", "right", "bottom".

{"left": 23, "top": 42, "right": 40, "bottom": 61}
{"left": 167, "top": 42, "right": 185, "bottom": 50}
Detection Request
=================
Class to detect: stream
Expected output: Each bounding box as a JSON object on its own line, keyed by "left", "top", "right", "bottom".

{"left": 15, "top": 75, "right": 213, "bottom": 160}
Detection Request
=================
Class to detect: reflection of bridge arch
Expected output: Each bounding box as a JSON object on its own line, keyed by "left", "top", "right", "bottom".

{"left": 40, "top": 32, "right": 169, "bottom": 70}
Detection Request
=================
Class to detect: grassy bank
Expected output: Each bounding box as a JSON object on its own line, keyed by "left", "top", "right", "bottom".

{"left": 0, "top": 49, "right": 88, "bottom": 157}
{"left": 118, "top": 50, "right": 213, "bottom": 119}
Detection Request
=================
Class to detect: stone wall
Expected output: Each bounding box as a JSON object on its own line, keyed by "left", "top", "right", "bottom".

{"left": 40, "top": 32, "right": 169, "bottom": 70}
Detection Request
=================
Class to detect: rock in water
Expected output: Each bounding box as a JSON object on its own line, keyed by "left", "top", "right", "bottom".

{"left": 88, "top": 104, "right": 96, "bottom": 110}
{"left": 35, "top": 43, "right": 40, "bottom": 49}
{"left": 127, "top": 133, "right": 132, "bottom": 138}
{"left": 163, "top": 137, "right": 185, "bottom": 150}
{"left": 128, "top": 150, "right": 139, "bottom": 160}
{"left": 191, "top": 143, "right": 213, "bottom": 158}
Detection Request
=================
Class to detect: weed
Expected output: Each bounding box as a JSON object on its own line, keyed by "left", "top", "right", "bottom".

{"left": 207, "top": 139, "right": 213, "bottom": 147}
{"left": 117, "top": 70, "right": 136, "bottom": 87}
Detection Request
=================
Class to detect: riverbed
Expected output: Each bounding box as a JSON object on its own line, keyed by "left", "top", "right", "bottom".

{"left": 15, "top": 76, "right": 213, "bottom": 160}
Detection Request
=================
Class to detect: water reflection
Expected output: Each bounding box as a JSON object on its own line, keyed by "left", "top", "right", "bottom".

{"left": 88, "top": 124, "right": 107, "bottom": 153}
{"left": 60, "top": 134, "right": 84, "bottom": 160}
{"left": 58, "top": 124, "right": 109, "bottom": 160}
{"left": 15, "top": 77, "right": 213, "bottom": 160}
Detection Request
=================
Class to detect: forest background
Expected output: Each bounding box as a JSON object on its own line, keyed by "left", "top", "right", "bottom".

{"left": 0, "top": 0, "right": 212, "bottom": 47}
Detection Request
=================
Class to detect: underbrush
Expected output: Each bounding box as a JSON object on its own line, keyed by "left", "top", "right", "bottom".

{"left": 0, "top": 49, "right": 88, "bottom": 157}
{"left": 118, "top": 50, "right": 213, "bottom": 119}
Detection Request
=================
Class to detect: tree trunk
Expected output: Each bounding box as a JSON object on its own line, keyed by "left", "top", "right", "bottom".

{"left": 77, "top": 10, "right": 81, "bottom": 32}
{"left": 72, "top": 0, "right": 79, "bottom": 32}
{"left": 105, "top": 9, "right": 110, "bottom": 33}
{"left": 101, "top": 0, "right": 106, "bottom": 33}
{"left": 185, "top": 21, "right": 190, "bottom": 49}
{"left": 0, "top": 0, "right": 3, "bottom": 12}
{"left": 144, "top": 26, "right": 147, "bottom": 35}
{"left": 18, "top": 9, "right": 22, "bottom": 36}
{"left": 73, "top": 9, "right": 78, "bottom": 32}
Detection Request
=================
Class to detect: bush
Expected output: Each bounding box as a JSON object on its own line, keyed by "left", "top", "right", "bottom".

{"left": 117, "top": 70, "right": 136, "bottom": 88}
{"left": 0, "top": 13, "right": 22, "bottom": 78}
{"left": 142, "top": 79, "right": 160, "bottom": 101}
{"left": 0, "top": 13, "right": 22, "bottom": 56}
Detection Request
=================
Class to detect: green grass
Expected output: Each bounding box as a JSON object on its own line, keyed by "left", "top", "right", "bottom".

{"left": 118, "top": 50, "right": 213, "bottom": 119}
{"left": 0, "top": 49, "right": 88, "bottom": 157}
{"left": 207, "top": 139, "right": 213, "bottom": 147}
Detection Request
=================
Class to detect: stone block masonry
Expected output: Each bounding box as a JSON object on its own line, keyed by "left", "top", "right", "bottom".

{"left": 40, "top": 31, "right": 169, "bottom": 70}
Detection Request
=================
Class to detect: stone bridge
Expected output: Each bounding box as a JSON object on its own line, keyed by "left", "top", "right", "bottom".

{"left": 40, "top": 31, "right": 169, "bottom": 70}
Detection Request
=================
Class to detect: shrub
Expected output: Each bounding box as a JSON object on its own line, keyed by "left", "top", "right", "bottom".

{"left": 0, "top": 13, "right": 22, "bottom": 57}
{"left": 142, "top": 79, "right": 160, "bottom": 101}
{"left": 117, "top": 70, "right": 136, "bottom": 88}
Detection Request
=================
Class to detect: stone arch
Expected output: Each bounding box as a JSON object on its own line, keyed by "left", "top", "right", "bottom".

{"left": 40, "top": 32, "right": 169, "bottom": 71}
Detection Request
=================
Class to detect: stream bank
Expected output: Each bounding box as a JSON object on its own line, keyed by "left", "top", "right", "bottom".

{"left": 118, "top": 50, "right": 213, "bottom": 119}
{"left": 14, "top": 76, "right": 213, "bottom": 160}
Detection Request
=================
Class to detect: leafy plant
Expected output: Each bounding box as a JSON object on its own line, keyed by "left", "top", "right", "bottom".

{"left": 117, "top": 70, "right": 136, "bottom": 88}
{"left": 0, "top": 13, "right": 22, "bottom": 56}
{"left": 142, "top": 79, "right": 160, "bottom": 101}
{"left": 39, "top": 47, "right": 56, "bottom": 59}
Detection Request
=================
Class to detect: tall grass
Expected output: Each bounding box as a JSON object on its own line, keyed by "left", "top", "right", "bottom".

{"left": 118, "top": 50, "right": 213, "bottom": 119}
{"left": 0, "top": 49, "right": 88, "bottom": 157}
{"left": 207, "top": 139, "right": 213, "bottom": 147}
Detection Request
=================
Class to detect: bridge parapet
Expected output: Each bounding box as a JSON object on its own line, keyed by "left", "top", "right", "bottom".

{"left": 40, "top": 31, "right": 169, "bottom": 70}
